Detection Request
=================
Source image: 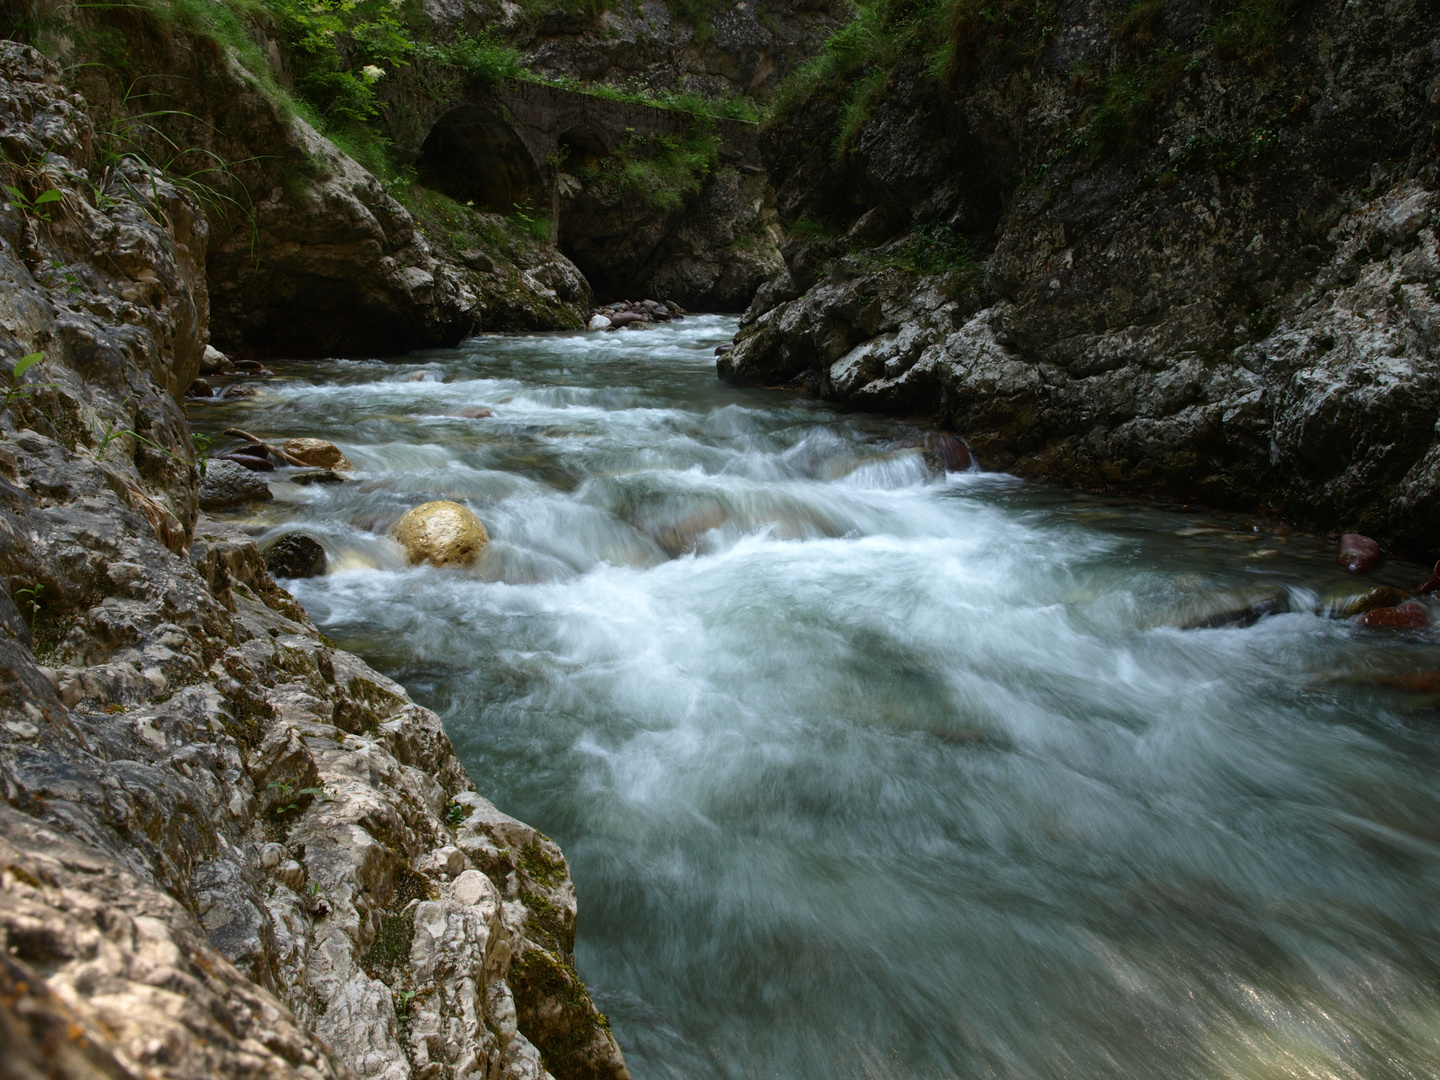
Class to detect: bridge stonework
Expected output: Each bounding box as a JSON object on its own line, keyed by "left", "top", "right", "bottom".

{"left": 384, "top": 72, "right": 762, "bottom": 215}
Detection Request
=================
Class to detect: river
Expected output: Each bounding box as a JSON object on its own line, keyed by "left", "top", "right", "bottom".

{"left": 192, "top": 315, "right": 1440, "bottom": 1080}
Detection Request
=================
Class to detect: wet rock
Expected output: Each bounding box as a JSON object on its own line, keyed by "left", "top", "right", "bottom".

{"left": 264, "top": 533, "right": 327, "bottom": 579}
{"left": 1179, "top": 590, "right": 1290, "bottom": 629}
{"left": 216, "top": 452, "right": 274, "bottom": 472}
{"left": 666, "top": 300, "right": 686, "bottom": 314}
{"left": 199, "top": 343, "right": 233, "bottom": 375}
{"left": 589, "top": 314, "right": 613, "bottom": 330}
{"left": 281, "top": 438, "right": 353, "bottom": 471}
{"left": 199, "top": 458, "right": 272, "bottom": 509}
{"left": 1337, "top": 534, "right": 1383, "bottom": 573}
{"left": 1355, "top": 601, "right": 1428, "bottom": 628}
{"left": 187, "top": 377, "right": 213, "bottom": 398}
{"left": 220, "top": 383, "right": 258, "bottom": 400}
{"left": 1417, "top": 561, "right": 1440, "bottom": 594}
{"left": 892, "top": 433, "right": 972, "bottom": 472}
{"left": 290, "top": 469, "right": 345, "bottom": 485}
{"left": 715, "top": 343, "right": 734, "bottom": 355}
{"left": 610, "top": 311, "right": 647, "bottom": 327}
{"left": 392, "top": 500, "right": 489, "bottom": 568}
{"left": 453, "top": 407, "right": 494, "bottom": 419}
{"left": 1330, "top": 585, "right": 1411, "bottom": 618}
{"left": 230, "top": 442, "right": 271, "bottom": 459}
{"left": 232, "top": 359, "right": 274, "bottom": 376}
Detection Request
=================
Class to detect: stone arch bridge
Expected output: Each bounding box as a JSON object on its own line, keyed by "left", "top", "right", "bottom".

{"left": 388, "top": 77, "right": 763, "bottom": 216}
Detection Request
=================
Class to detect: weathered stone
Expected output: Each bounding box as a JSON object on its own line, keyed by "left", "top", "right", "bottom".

{"left": 393, "top": 500, "right": 490, "bottom": 567}
{"left": 199, "top": 457, "right": 272, "bottom": 509}
{"left": 282, "top": 438, "right": 353, "bottom": 471}
{"left": 589, "top": 313, "right": 613, "bottom": 330}
{"left": 0, "top": 48, "right": 625, "bottom": 1080}
{"left": 264, "top": 534, "right": 327, "bottom": 579}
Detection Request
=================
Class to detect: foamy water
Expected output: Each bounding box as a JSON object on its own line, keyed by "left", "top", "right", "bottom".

{"left": 193, "top": 316, "right": 1440, "bottom": 1080}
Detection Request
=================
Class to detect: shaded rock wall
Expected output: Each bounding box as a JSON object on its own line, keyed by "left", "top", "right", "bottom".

{"left": 0, "top": 1, "right": 594, "bottom": 354}
{"left": 724, "top": 0, "right": 1440, "bottom": 554}
{"left": 0, "top": 43, "right": 626, "bottom": 1080}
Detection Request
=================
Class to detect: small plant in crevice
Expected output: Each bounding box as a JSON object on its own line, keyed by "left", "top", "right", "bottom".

{"left": 267, "top": 780, "right": 330, "bottom": 820}
{"left": 2, "top": 353, "right": 48, "bottom": 415}
{"left": 13, "top": 583, "right": 44, "bottom": 634}
{"left": 2, "top": 182, "right": 63, "bottom": 224}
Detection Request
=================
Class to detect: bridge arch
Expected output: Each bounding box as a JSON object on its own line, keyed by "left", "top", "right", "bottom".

{"left": 417, "top": 106, "right": 544, "bottom": 215}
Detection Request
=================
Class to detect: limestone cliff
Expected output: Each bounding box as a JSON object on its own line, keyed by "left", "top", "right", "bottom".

{"left": 0, "top": 44, "right": 626, "bottom": 1080}
{"left": 722, "top": 0, "right": 1440, "bottom": 554}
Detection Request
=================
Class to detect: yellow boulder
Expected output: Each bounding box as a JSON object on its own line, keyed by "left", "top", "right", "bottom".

{"left": 392, "top": 501, "right": 488, "bottom": 568}
{"left": 283, "top": 437, "right": 353, "bottom": 471}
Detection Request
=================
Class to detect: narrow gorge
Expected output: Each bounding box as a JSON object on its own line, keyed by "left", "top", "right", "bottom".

{"left": 2, "top": 2, "right": 1440, "bottom": 1080}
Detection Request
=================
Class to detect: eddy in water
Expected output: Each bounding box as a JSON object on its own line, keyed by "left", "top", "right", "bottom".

{"left": 192, "top": 315, "right": 1440, "bottom": 1080}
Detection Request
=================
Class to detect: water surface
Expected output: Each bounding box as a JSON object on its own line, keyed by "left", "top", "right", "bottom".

{"left": 193, "top": 316, "right": 1440, "bottom": 1080}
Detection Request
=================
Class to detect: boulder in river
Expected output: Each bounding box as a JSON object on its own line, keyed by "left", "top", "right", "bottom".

{"left": 199, "top": 344, "right": 234, "bottom": 375}
{"left": 1336, "top": 533, "right": 1382, "bottom": 573}
{"left": 610, "top": 311, "right": 647, "bottom": 328}
{"left": 392, "top": 500, "right": 489, "bottom": 568}
{"left": 291, "top": 469, "right": 345, "bottom": 486}
{"left": 283, "top": 437, "right": 353, "bottom": 471}
{"left": 453, "top": 407, "right": 494, "bottom": 419}
{"left": 199, "top": 457, "right": 272, "bottom": 509}
{"left": 1417, "top": 561, "right": 1440, "bottom": 594}
{"left": 1330, "top": 585, "right": 1410, "bottom": 619}
{"left": 588, "top": 314, "right": 612, "bottom": 331}
{"left": 891, "top": 433, "right": 972, "bottom": 472}
{"left": 264, "top": 533, "right": 327, "bottom": 579}
{"left": 1355, "top": 601, "right": 1428, "bottom": 628}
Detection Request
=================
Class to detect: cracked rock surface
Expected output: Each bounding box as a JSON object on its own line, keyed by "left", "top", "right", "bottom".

{"left": 0, "top": 43, "right": 627, "bottom": 1080}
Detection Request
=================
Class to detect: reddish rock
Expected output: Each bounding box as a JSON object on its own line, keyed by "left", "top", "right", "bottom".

{"left": 609, "top": 311, "right": 647, "bottom": 327}
{"left": 454, "top": 407, "right": 494, "bottom": 419}
{"left": 1337, "top": 533, "right": 1382, "bottom": 573}
{"left": 1355, "top": 601, "right": 1427, "bottom": 628}
{"left": 1416, "top": 560, "right": 1440, "bottom": 594}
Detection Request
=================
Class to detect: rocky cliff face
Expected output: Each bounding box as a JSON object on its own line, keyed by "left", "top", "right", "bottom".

{"left": 425, "top": 0, "right": 842, "bottom": 103}
{"left": 723, "top": 0, "right": 1440, "bottom": 553}
{"left": 0, "top": 43, "right": 626, "bottom": 1080}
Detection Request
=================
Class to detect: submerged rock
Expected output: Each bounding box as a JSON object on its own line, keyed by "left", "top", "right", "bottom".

{"left": 393, "top": 500, "right": 489, "bottom": 567}
{"left": 1179, "top": 589, "right": 1290, "bottom": 630}
{"left": 290, "top": 468, "right": 345, "bottom": 485}
{"left": 1337, "top": 534, "right": 1383, "bottom": 573}
{"left": 1329, "top": 585, "right": 1411, "bottom": 619}
{"left": 199, "top": 457, "right": 272, "bottom": 509}
{"left": 282, "top": 437, "right": 353, "bottom": 471}
{"left": 264, "top": 533, "right": 327, "bottom": 579}
{"left": 1355, "top": 601, "right": 1429, "bottom": 628}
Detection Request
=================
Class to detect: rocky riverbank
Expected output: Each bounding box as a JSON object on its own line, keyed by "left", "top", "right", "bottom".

{"left": 721, "top": 0, "right": 1440, "bottom": 557}
{"left": 0, "top": 43, "right": 625, "bottom": 1080}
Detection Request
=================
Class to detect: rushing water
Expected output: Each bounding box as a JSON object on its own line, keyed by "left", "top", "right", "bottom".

{"left": 193, "top": 316, "right": 1440, "bottom": 1080}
